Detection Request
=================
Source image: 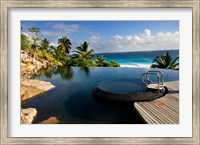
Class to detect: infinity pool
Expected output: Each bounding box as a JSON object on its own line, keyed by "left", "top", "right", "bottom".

{"left": 22, "top": 67, "right": 179, "bottom": 124}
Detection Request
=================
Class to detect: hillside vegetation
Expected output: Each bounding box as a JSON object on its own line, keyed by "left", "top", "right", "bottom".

{"left": 21, "top": 27, "right": 120, "bottom": 68}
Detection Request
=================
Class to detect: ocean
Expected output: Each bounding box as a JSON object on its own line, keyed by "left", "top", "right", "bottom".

{"left": 94, "top": 50, "right": 179, "bottom": 68}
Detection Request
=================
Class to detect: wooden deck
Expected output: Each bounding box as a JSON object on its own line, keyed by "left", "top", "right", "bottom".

{"left": 134, "top": 81, "right": 179, "bottom": 124}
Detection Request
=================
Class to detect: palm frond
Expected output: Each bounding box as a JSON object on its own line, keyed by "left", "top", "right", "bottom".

{"left": 170, "top": 56, "right": 179, "bottom": 66}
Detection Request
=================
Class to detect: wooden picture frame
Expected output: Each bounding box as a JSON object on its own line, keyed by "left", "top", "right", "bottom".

{"left": 0, "top": 0, "right": 199, "bottom": 144}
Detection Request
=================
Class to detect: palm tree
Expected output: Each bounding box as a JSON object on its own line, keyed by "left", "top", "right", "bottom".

{"left": 151, "top": 52, "right": 179, "bottom": 70}
{"left": 31, "top": 37, "right": 40, "bottom": 49}
{"left": 28, "top": 27, "right": 41, "bottom": 49}
{"left": 110, "top": 60, "right": 120, "bottom": 67}
{"left": 72, "top": 41, "right": 94, "bottom": 59}
{"left": 21, "top": 34, "right": 31, "bottom": 49}
{"left": 28, "top": 27, "right": 40, "bottom": 35}
{"left": 49, "top": 45, "right": 56, "bottom": 55}
{"left": 95, "top": 55, "right": 109, "bottom": 67}
{"left": 57, "top": 36, "right": 72, "bottom": 54}
{"left": 41, "top": 38, "right": 50, "bottom": 50}
{"left": 54, "top": 46, "right": 63, "bottom": 60}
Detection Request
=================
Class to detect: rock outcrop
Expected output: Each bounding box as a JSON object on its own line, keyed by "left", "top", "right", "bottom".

{"left": 21, "top": 79, "right": 55, "bottom": 104}
{"left": 21, "top": 50, "right": 53, "bottom": 79}
{"left": 21, "top": 49, "right": 56, "bottom": 124}
{"left": 21, "top": 49, "right": 55, "bottom": 104}
{"left": 21, "top": 108, "right": 60, "bottom": 124}
{"left": 21, "top": 108, "right": 37, "bottom": 124}
{"left": 39, "top": 117, "right": 60, "bottom": 124}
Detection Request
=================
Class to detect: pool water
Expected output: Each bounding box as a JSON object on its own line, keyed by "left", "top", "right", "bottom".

{"left": 22, "top": 67, "right": 179, "bottom": 124}
{"left": 97, "top": 78, "right": 146, "bottom": 94}
{"left": 93, "top": 78, "right": 167, "bottom": 101}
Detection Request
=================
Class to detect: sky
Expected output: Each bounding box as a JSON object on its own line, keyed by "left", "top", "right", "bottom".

{"left": 21, "top": 21, "right": 179, "bottom": 53}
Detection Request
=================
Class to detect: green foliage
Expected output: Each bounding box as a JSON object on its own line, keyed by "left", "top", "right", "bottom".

{"left": 28, "top": 27, "right": 41, "bottom": 49}
{"left": 26, "top": 47, "right": 58, "bottom": 66}
{"left": 95, "top": 55, "right": 120, "bottom": 67}
{"left": 53, "top": 45, "right": 67, "bottom": 63}
{"left": 49, "top": 36, "right": 72, "bottom": 64}
{"left": 72, "top": 41, "right": 94, "bottom": 59}
{"left": 21, "top": 27, "right": 121, "bottom": 68}
{"left": 66, "top": 58, "right": 95, "bottom": 67}
{"left": 95, "top": 55, "right": 109, "bottom": 67}
{"left": 43, "top": 51, "right": 54, "bottom": 62}
{"left": 151, "top": 51, "right": 179, "bottom": 70}
{"left": 49, "top": 45, "right": 56, "bottom": 55}
{"left": 40, "top": 38, "right": 50, "bottom": 50}
{"left": 21, "top": 34, "right": 31, "bottom": 49}
{"left": 109, "top": 60, "right": 120, "bottom": 67}
{"left": 58, "top": 36, "right": 72, "bottom": 54}
{"left": 31, "top": 37, "right": 40, "bottom": 49}
{"left": 69, "top": 41, "right": 101, "bottom": 67}
{"left": 28, "top": 27, "right": 40, "bottom": 35}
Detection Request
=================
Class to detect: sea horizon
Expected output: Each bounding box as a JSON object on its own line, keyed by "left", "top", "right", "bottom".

{"left": 93, "top": 49, "right": 179, "bottom": 55}
{"left": 94, "top": 49, "right": 179, "bottom": 68}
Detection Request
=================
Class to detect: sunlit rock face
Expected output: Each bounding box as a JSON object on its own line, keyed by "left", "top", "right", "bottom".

{"left": 21, "top": 108, "right": 37, "bottom": 124}
{"left": 21, "top": 79, "right": 55, "bottom": 104}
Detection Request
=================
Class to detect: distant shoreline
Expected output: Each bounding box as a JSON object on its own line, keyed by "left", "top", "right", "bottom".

{"left": 93, "top": 49, "right": 179, "bottom": 55}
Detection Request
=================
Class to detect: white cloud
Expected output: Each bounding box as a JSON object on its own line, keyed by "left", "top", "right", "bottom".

{"left": 21, "top": 23, "right": 179, "bottom": 53}
{"left": 53, "top": 24, "right": 79, "bottom": 33}
{"left": 40, "top": 31, "right": 57, "bottom": 37}
{"left": 126, "top": 35, "right": 132, "bottom": 40}
{"left": 113, "top": 35, "right": 123, "bottom": 40}
{"left": 40, "top": 23, "right": 80, "bottom": 37}
{"left": 144, "top": 29, "right": 151, "bottom": 36}
{"left": 50, "top": 42, "right": 57, "bottom": 47}
{"left": 90, "top": 29, "right": 179, "bottom": 53}
{"left": 90, "top": 36, "right": 101, "bottom": 44}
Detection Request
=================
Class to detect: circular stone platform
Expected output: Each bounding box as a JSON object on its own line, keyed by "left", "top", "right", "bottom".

{"left": 92, "top": 78, "right": 168, "bottom": 101}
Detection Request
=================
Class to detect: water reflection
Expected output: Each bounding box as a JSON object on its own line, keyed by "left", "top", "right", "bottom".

{"left": 32, "top": 66, "right": 91, "bottom": 81}
{"left": 55, "top": 66, "right": 73, "bottom": 80}
{"left": 31, "top": 66, "right": 55, "bottom": 79}
{"left": 79, "top": 67, "right": 90, "bottom": 77}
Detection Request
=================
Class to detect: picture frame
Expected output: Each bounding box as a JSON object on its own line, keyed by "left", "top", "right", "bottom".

{"left": 0, "top": 0, "right": 199, "bottom": 144}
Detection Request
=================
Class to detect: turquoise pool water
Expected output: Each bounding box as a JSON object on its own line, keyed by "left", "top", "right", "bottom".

{"left": 22, "top": 67, "right": 179, "bottom": 124}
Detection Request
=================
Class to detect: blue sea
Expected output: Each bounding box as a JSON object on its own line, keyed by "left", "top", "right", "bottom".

{"left": 94, "top": 50, "right": 179, "bottom": 68}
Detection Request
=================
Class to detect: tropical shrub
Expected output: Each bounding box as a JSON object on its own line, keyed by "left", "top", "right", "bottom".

{"left": 151, "top": 51, "right": 179, "bottom": 70}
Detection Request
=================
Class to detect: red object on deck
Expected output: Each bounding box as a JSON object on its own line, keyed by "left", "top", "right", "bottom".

{"left": 155, "top": 101, "right": 165, "bottom": 107}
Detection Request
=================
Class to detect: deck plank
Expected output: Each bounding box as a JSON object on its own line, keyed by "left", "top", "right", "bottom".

{"left": 134, "top": 81, "right": 179, "bottom": 124}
